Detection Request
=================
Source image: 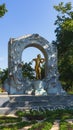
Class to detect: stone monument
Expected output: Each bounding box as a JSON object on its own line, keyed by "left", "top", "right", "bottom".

{"left": 4, "top": 34, "right": 66, "bottom": 95}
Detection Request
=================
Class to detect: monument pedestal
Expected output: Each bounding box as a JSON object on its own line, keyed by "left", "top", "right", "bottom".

{"left": 32, "top": 80, "right": 47, "bottom": 96}
{"left": 0, "top": 92, "right": 9, "bottom": 107}
{"left": 46, "top": 81, "right": 66, "bottom": 95}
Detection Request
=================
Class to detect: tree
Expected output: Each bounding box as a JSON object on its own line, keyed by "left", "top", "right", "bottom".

{"left": 22, "top": 62, "right": 35, "bottom": 79}
{"left": 0, "top": 3, "right": 7, "bottom": 17}
{"left": 53, "top": 2, "right": 73, "bottom": 91}
{"left": 0, "top": 68, "right": 8, "bottom": 84}
{"left": 22, "top": 62, "right": 45, "bottom": 80}
{"left": 41, "top": 63, "right": 45, "bottom": 79}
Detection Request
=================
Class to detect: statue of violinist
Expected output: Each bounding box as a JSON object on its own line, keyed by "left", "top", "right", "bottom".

{"left": 33, "top": 54, "right": 45, "bottom": 79}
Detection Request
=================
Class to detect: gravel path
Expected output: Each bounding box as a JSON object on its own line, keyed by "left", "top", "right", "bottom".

{"left": 19, "top": 125, "right": 32, "bottom": 130}
{"left": 51, "top": 120, "right": 60, "bottom": 130}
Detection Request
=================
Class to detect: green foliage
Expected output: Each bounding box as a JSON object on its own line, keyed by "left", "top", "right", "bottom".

{"left": 22, "top": 62, "right": 35, "bottom": 79}
{"left": 0, "top": 115, "right": 32, "bottom": 130}
{"left": 62, "top": 19, "right": 73, "bottom": 31}
{"left": 45, "top": 109, "right": 73, "bottom": 121}
{"left": 60, "top": 121, "right": 68, "bottom": 130}
{"left": 54, "top": 2, "right": 72, "bottom": 14}
{"left": 0, "top": 116, "right": 22, "bottom": 124}
{"left": 15, "top": 109, "right": 73, "bottom": 121}
{"left": 0, "top": 109, "right": 73, "bottom": 130}
{"left": 53, "top": 2, "right": 73, "bottom": 91}
{"left": 29, "top": 122, "right": 42, "bottom": 130}
{"left": 0, "top": 3, "right": 7, "bottom": 17}
{"left": 29, "top": 122, "right": 52, "bottom": 130}
{"left": 41, "top": 63, "right": 45, "bottom": 79}
{"left": 15, "top": 109, "right": 46, "bottom": 121}
{"left": 28, "top": 109, "right": 73, "bottom": 130}
{"left": 15, "top": 110, "right": 28, "bottom": 117}
{"left": 60, "top": 121, "right": 73, "bottom": 130}
{"left": 0, "top": 68, "right": 8, "bottom": 84}
{"left": 68, "top": 91, "right": 73, "bottom": 94}
{"left": 22, "top": 62, "right": 45, "bottom": 80}
{"left": 0, "top": 121, "right": 31, "bottom": 130}
{"left": 42, "top": 122, "right": 53, "bottom": 130}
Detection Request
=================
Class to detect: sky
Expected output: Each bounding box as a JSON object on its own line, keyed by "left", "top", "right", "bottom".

{"left": 0, "top": 0, "right": 73, "bottom": 69}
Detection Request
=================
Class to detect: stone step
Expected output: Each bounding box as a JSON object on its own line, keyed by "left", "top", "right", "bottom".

{"left": 1, "top": 95, "right": 73, "bottom": 105}
{"left": 8, "top": 95, "right": 73, "bottom": 105}
{"left": 0, "top": 107, "right": 12, "bottom": 115}
{"left": 2, "top": 101, "right": 50, "bottom": 108}
{"left": 9, "top": 95, "right": 69, "bottom": 101}
{"left": 0, "top": 95, "right": 73, "bottom": 115}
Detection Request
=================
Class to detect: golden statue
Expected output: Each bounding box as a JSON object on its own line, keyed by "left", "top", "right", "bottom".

{"left": 33, "top": 54, "right": 45, "bottom": 79}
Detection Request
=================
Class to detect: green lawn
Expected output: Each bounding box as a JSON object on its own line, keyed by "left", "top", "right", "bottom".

{"left": 0, "top": 109, "right": 73, "bottom": 130}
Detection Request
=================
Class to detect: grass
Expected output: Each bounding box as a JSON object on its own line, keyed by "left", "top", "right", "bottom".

{"left": 0, "top": 116, "right": 22, "bottom": 124}
{"left": 68, "top": 91, "right": 73, "bottom": 95}
{"left": 15, "top": 109, "right": 46, "bottom": 121}
{"left": 29, "top": 122, "right": 52, "bottom": 130}
{"left": 15, "top": 109, "right": 73, "bottom": 122}
{"left": 60, "top": 121, "right": 73, "bottom": 130}
{"left": 0, "top": 121, "right": 32, "bottom": 130}
{"left": 0, "top": 109, "right": 73, "bottom": 130}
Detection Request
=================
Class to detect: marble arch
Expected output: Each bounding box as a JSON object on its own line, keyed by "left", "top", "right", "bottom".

{"left": 4, "top": 34, "right": 65, "bottom": 95}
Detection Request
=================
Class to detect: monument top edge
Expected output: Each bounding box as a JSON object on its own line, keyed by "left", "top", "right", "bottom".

{"left": 8, "top": 34, "right": 50, "bottom": 45}
{"left": 9, "top": 34, "right": 40, "bottom": 42}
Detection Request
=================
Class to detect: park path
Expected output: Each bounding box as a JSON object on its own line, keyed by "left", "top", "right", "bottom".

{"left": 19, "top": 125, "right": 32, "bottom": 130}
{"left": 50, "top": 120, "right": 60, "bottom": 130}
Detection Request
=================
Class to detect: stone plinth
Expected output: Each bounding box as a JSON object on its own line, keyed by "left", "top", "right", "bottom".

{"left": 0, "top": 92, "right": 9, "bottom": 107}
{"left": 32, "top": 80, "right": 47, "bottom": 95}
{"left": 0, "top": 95, "right": 73, "bottom": 115}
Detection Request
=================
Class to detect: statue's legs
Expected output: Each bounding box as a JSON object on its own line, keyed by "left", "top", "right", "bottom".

{"left": 38, "top": 68, "right": 41, "bottom": 79}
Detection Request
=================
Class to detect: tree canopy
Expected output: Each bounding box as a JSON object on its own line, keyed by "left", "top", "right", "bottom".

{"left": 0, "top": 3, "right": 7, "bottom": 17}
{"left": 22, "top": 62, "right": 35, "bottom": 79}
{"left": 0, "top": 68, "right": 8, "bottom": 84}
{"left": 54, "top": 2, "right": 73, "bottom": 91}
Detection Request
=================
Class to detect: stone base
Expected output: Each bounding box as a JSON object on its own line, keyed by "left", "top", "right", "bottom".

{"left": 32, "top": 80, "right": 47, "bottom": 95}
{"left": 0, "top": 92, "right": 9, "bottom": 107}
{"left": 9, "top": 86, "right": 25, "bottom": 95}
{"left": 0, "top": 95, "right": 73, "bottom": 115}
{"left": 3, "top": 79, "right": 25, "bottom": 94}
{"left": 47, "top": 81, "right": 66, "bottom": 95}
{"left": 4, "top": 78, "right": 66, "bottom": 95}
